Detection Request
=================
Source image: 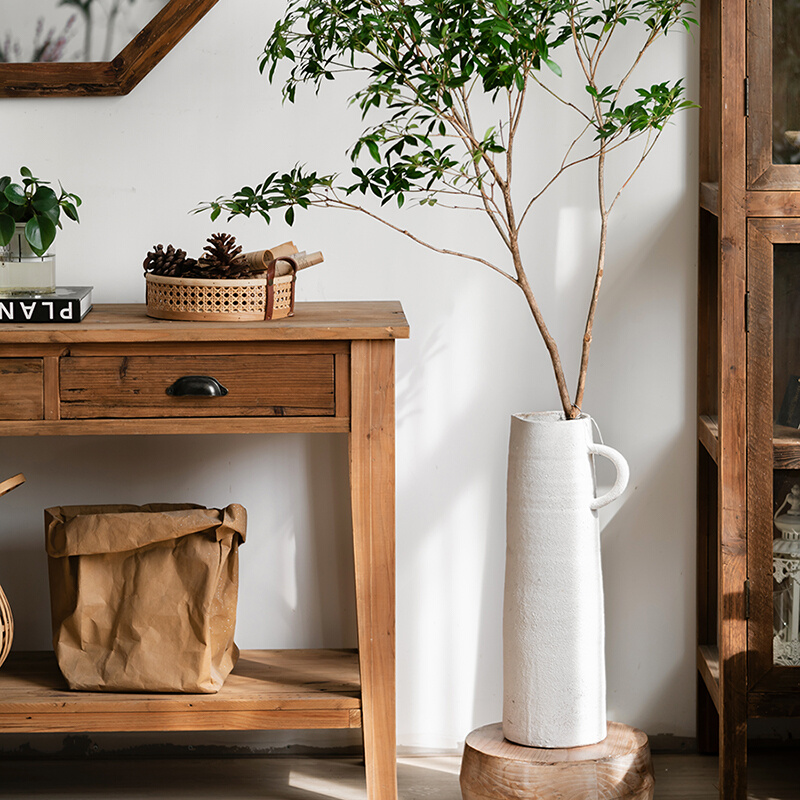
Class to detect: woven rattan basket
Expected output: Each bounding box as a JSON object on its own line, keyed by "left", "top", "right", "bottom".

{"left": 0, "top": 473, "right": 24, "bottom": 669}
{"left": 0, "top": 585, "right": 12, "bottom": 668}
{"left": 145, "top": 272, "right": 296, "bottom": 322}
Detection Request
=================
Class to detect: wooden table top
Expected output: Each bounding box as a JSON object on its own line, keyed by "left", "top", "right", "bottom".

{"left": 0, "top": 301, "right": 410, "bottom": 344}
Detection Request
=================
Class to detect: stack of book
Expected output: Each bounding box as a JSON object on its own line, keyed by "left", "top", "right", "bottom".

{"left": 0, "top": 287, "right": 93, "bottom": 323}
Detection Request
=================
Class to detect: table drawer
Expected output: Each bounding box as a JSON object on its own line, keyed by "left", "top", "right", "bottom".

{"left": 0, "top": 359, "right": 43, "bottom": 420}
{"left": 60, "top": 354, "right": 335, "bottom": 419}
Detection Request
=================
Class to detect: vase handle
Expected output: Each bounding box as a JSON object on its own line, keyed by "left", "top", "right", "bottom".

{"left": 588, "top": 443, "right": 630, "bottom": 511}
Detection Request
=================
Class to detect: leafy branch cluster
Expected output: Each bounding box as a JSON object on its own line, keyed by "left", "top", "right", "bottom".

{"left": 198, "top": 0, "right": 696, "bottom": 418}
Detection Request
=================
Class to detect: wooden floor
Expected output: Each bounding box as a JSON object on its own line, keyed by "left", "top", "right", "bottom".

{"left": 0, "top": 752, "right": 797, "bottom": 799}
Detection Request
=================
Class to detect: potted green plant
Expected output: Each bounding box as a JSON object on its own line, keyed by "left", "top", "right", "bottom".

{"left": 198, "top": 0, "right": 697, "bottom": 750}
{"left": 0, "top": 167, "right": 81, "bottom": 295}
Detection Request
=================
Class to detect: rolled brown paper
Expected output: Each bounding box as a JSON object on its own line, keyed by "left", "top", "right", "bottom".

{"left": 243, "top": 241, "right": 297, "bottom": 271}
{"left": 271, "top": 258, "right": 298, "bottom": 277}
{"left": 293, "top": 251, "right": 324, "bottom": 271}
{"left": 271, "top": 251, "right": 324, "bottom": 277}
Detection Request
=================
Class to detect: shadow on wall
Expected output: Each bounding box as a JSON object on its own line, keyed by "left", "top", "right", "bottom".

{"left": 601, "top": 432, "right": 695, "bottom": 735}
{"left": 394, "top": 313, "right": 511, "bottom": 744}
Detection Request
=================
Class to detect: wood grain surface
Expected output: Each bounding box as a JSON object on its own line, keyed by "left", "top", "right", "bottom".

{"left": 460, "top": 722, "right": 654, "bottom": 800}
{"left": 712, "top": 2, "right": 750, "bottom": 796}
{"left": 59, "top": 354, "right": 335, "bottom": 418}
{"left": 0, "top": 303, "right": 410, "bottom": 344}
{"left": 0, "top": 358, "right": 43, "bottom": 420}
{"left": 350, "top": 340, "right": 398, "bottom": 800}
{"left": 0, "top": 650, "right": 361, "bottom": 732}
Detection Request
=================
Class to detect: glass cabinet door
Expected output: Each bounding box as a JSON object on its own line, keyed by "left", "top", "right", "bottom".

{"left": 771, "top": 245, "right": 800, "bottom": 666}
{"left": 748, "top": 220, "right": 800, "bottom": 690}
{"left": 748, "top": 0, "right": 800, "bottom": 187}
{"left": 772, "top": 3, "right": 800, "bottom": 166}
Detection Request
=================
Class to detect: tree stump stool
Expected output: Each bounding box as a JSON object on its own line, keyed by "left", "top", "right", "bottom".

{"left": 460, "top": 722, "right": 654, "bottom": 800}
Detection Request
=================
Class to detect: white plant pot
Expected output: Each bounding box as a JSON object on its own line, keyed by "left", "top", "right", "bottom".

{"left": 502, "top": 411, "right": 629, "bottom": 748}
{"left": 0, "top": 223, "right": 56, "bottom": 295}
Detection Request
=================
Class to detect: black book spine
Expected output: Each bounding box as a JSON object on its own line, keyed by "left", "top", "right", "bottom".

{"left": 0, "top": 297, "right": 83, "bottom": 323}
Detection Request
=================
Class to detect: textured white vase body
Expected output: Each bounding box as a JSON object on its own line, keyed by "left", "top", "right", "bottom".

{"left": 503, "top": 411, "right": 629, "bottom": 748}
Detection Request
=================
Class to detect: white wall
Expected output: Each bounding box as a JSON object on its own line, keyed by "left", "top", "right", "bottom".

{"left": 0, "top": 0, "right": 698, "bottom": 751}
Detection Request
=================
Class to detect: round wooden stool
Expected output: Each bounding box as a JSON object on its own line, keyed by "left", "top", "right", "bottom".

{"left": 460, "top": 721, "right": 654, "bottom": 800}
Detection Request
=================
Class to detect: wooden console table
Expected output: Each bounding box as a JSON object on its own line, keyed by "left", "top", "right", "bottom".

{"left": 0, "top": 301, "right": 409, "bottom": 800}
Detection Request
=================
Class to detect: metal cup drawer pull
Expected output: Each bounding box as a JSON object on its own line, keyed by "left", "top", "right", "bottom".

{"left": 166, "top": 376, "right": 229, "bottom": 397}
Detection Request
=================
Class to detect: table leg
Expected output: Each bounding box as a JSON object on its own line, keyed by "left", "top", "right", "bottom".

{"left": 350, "top": 339, "right": 397, "bottom": 800}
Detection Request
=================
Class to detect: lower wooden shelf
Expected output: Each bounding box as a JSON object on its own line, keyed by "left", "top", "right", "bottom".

{"left": 698, "top": 415, "right": 800, "bottom": 468}
{"left": 0, "top": 649, "right": 362, "bottom": 733}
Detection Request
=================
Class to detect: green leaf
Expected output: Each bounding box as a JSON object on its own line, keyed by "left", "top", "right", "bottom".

{"left": 544, "top": 58, "right": 562, "bottom": 77}
{"left": 32, "top": 186, "right": 59, "bottom": 213}
{"left": 4, "top": 183, "right": 26, "bottom": 206}
{"left": 39, "top": 205, "right": 61, "bottom": 227}
{"left": 285, "top": 206, "right": 295, "bottom": 225}
{"left": 0, "top": 213, "right": 15, "bottom": 246}
{"left": 25, "top": 215, "right": 56, "bottom": 256}
{"left": 19, "top": 166, "right": 32, "bottom": 179}
{"left": 366, "top": 139, "right": 381, "bottom": 163}
{"left": 61, "top": 202, "right": 79, "bottom": 223}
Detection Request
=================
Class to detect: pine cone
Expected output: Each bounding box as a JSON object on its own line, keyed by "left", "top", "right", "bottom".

{"left": 143, "top": 244, "right": 197, "bottom": 277}
{"left": 193, "top": 232, "right": 254, "bottom": 279}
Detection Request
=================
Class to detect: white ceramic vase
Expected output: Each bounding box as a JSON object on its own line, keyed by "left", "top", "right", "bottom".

{"left": 502, "top": 411, "right": 629, "bottom": 748}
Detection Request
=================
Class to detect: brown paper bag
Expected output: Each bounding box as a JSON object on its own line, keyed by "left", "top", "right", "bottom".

{"left": 45, "top": 503, "right": 246, "bottom": 693}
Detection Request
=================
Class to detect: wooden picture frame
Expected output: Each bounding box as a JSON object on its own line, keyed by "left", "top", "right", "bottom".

{"left": 0, "top": 0, "right": 219, "bottom": 97}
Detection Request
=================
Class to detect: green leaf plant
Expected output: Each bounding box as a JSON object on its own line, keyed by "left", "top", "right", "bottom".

{"left": 197, "top": 0, "right": 697, "bottom": 419}
{"left": 0, "top": 167, "right": 82, "bottom": 257}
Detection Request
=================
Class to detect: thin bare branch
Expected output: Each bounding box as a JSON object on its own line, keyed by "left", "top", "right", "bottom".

{"left": 316, "top": 190, "right": 518, "bottom": 284}
{"left": 608, "top": 128, "right": 664, "bottom": 212}
{"left": 610, "top": 27, "right": 661, "bottom": 103}
{"left": 574, "top": 146, "right": 608, "bottom": 410}
{"left": 518, "top": 125, "right": 594, "bottom": 228}
{"left": 517, "top": 270, "right": 578, "bottom": 418}
{"left": 456, "top": 86, "right": 513, "bottom": 250}
{"left": 450, "top": 99, "right": 507, "bottom": 191}
{"left": 529, "top": 72, "right": 593, "bottom": 123}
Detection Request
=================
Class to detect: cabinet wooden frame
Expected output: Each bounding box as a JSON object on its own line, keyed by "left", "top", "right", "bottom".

{"left": 699, "top": 1, "right": 800, "bottom": 797}
{"left": 696, "top": 1, "right": 748, "bottom": 798}
{"left": 0, "top": 302, "right": 408, "bottom": 800}
{"left": 745, "top": 219, "right": 800, "bottom": 694}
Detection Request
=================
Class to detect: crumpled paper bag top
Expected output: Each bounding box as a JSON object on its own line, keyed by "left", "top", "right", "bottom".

{"left": 45, "top": 503, "right": 246, "bottom": 557}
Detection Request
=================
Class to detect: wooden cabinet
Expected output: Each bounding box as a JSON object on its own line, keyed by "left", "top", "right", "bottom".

{"left": 698, "top": 2, "right": 800, "bottom": 796}
{"left": 0, "top": 302, "right": 409, "bottom": 800}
